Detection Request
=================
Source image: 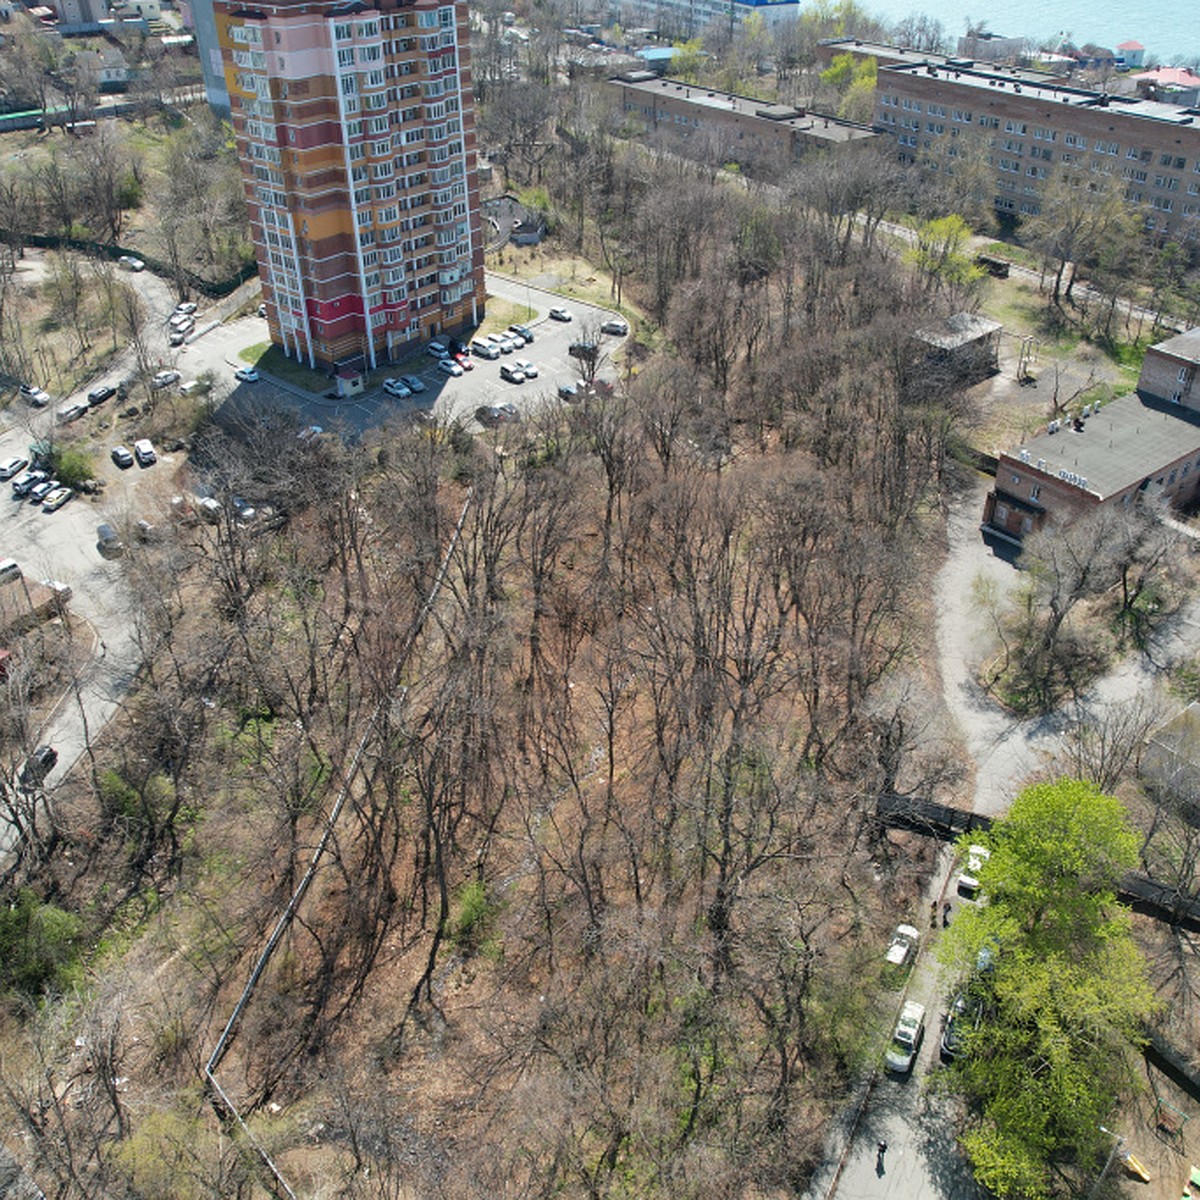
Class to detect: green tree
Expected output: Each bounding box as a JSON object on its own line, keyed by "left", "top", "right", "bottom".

{"left": 908, "top": 213, "right": 985, "bottom": 296}
{"left": 671, "top": 38, "right": 705, "bottom": 83}
{"left": 940, "top": 780, "right": 1155, "bottom": 1199}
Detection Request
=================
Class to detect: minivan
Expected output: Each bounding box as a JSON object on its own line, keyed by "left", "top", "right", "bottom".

{"left": 471, "top": 338, "right": 500, "bottom": 360}
{"left": 179, "top": 380, "right": 207, "bottom": 397}
{"left": 0, "top": 558, "right": 22, "bottom": 583}
{"left": 96, "top": 523, "right": 124, "bottom": 558}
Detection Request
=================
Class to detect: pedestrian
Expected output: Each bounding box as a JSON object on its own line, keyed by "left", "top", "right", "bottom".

{"left": 99, "top": 640, "right": 107, "bottom": 659}
{"left": 943, "top": 900, "right": 952, "bottom": 927}
{"left": 929, "top": 900, "right": 938, "bottom": 929}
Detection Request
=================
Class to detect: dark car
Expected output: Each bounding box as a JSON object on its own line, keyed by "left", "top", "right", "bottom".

{"left": 96, "top": 522, "right": 124, "bottom": 558}
{"left": 19, "top": 745, "right": 58, "bottom": 787}
{"left": 557, "top": 382, "right": 579, "bottom": 402}
{"left": 111, "top": 446, "right": 134, "bottom": 469}
{"left": 87, "top": 385, "right": 116, "bottom": 407}
{"left": 508, "top": 323, "right": 534, "bottom": 343}
{"left": 475, "top": 405, "right": 504, "bottom": 429}
{"left": 940, "top": 991, "right": 984, "bottom": 1062}
{"left": 568, "top": 340, "right": 598, "bottom": 363}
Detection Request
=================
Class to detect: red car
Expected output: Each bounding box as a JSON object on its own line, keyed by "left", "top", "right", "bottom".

{"left": 454, "top": 351, "right": 474, "bottom": 371}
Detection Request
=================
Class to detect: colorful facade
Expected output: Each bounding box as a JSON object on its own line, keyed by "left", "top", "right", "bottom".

{"left": 213, "top": 0, "right": 486, "bottom": 373}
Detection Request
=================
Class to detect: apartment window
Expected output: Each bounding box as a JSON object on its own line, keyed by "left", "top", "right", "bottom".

{"left": 334, "top": 22, "right": 352, "bottom": 39}
{"left": 1127, "top": 146, "right": 1141, "bottom": 159}
{"left": 1179, "top": 367, "right": 1190, "bottom": 383}
{"left": 341, "top": 74, "right": 358, "bottom": 95}
{"left": 1033, "top": 127, "right": 1056, "bottom": 141}
{"left": 359, "top": 19, "right": 379, "bottom": 37}
{"left": 1004, "top": 120, "right": 1026, "bottom": 134}
{"left": 1030, "top": 484, "right": 1041, "bottom": 501}
{"left": 417, "top": 9, "right": 437, "bottom": 26}
{"left": 360, "top": 44, "right": 381, "bottom": 62}
{"left": 438, "top": 5, "right": 454, "bottom": 25}
{"left": 337, "top": 47, "right": 354, "bottom": 67}
{"left": 1064, "top": 133, "right": 1085, "bottom": 148}
{"left": 367, "top": 69, "right": 385, "bottom": 87}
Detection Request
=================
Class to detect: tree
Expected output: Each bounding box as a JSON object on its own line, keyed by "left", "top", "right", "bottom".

{"left": 908, "top": 213, "right": 985, "bottom": 298}
{"left": 939, "top": 780, "right": 1156, "bottom": 1200}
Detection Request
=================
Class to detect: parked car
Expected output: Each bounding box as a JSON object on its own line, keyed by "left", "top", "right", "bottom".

{"left": 134, "top": 438, "right": 157, "bottom": 466}
{"left": 497, "top": 402, "right": 520, "bottom": 422}
{"left": 19, "top": 383, "right": 50, "bottom": 406}
{"left": 885, "top": 1001, "right": 926, "bottom": 1074}
{"left": 568, "top": 340, "right": 598, "bottom": 362}
{"left": 383, "top": 377, "right": 412, "bottom": 397}
{"left": 168, "top": 312, "right": 194, "bottom": 332}
{"left": 175, "top": 301, "right": 197, "bottom": 315}
{"left": 0, "top": 558, "right": 22, "bottom": 583}
{"left": 513, "top": 358, "right": 538, "bottom": 379}
{"left": 557, "top": 382, "right": 579, "bottom": 402}
{"left": 548, "top": 306, "right": 572, "bottom": 322}
{"left": 486, "top": 334, "right": 512, "bottom": 355}
{"left": 111, "top": 445, "right": 134, "bottom": 469}
{"left": 234, "top": 367, "right": 260, "bottom": 383}
{"left": 509, "top": 323, "right": 534, "bottom": 343}
{"left": 426, "top": 340, "right": 450, "bottom": 359}
{"left": 957, "top": 845, "right": 992, "bottom": 898}
{"left": 475, "top": 405, "right": 504, "bottom": 429}
{"left": 41, "top": 579, "right": 72, "bottom": 604}
{"left": 96, "top": 522, "right": 124, "bottom": 557}
{"left": 41, "top": 487, "right": 73, "bottom": 513}
{"left": 29, "top": 479, "right": 59, "bottom": 504}
{"left": 197, "top": 497, "right": 223, "bottom": 524}
{"left": 297, "top": 425, "right": 324, "bottom": 442}
{"left": 499, "top": 362, "right": 526, "bottom": 384}
{"left": 152, "top": 369, "right": 181, "bottom": 389}
{"left": 504, "top": 329, "right": 526, "bottom": 348}
{"left": 19, "top": 745, "right": 58, "bottom": 787}
{"left": 471, "top": 339, "right": 500, "bottom": 360}
{"left": 55, "top": 402, "right": 88, "bottom": 425}
{"left": 87, "top": 385, "right": 116, "bottom": 407}
{"left": 169, "top": 329, "right": 187, "bottom": 347}
{"left": 13, "top": 470, "right": 47, "bottom": 497}
{"left": 940, "top": 991, "right": 984, "bottom": 1062}
{"left": 117, "top": 255, "right": 145, "bottom": 271}
{"left": 0, "top": 456, "right": 28, "bottom": 481}
{"left": 437, "top": 358, "right": 463, "bottom": 377}
{"left": 601, "top": 317, "right": 629, "bottom": 336}
{"left": 453, "top": 351, "right": 474, "bottom": 370}
{"left": 885, "top": 923, "right": 920, "bottom": 968}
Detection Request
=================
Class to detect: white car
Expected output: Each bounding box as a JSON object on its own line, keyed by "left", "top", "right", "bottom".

{"left": 55, "top": 402, "right": 88, "bottom": 425}
{"left": 41, "top": 487, "right": 73, "bottom": 513}
{"left": 885, "top": 923, "right": 920, "bottom": 967}
{"left": 19, "top": 384, "right": 50, "bottom": 407}
{"left": 885, "top": 1001, "right": 926, "bottom": 1074}
{"left": 118, "top": 255, "right": 145, "bottom": 272}
{"left": 383, "top": 377, "right": 412, "bottom": 397}
{"left": 0, "top": 456, "right": 29, "bottom": 481}
{"left": 437, "top": 358, "right": 464, "bottom": 376}
{"left": 513, "top": 358, "right": 538, "bottom": 379}
{"left": 548, "top": 306, "right": 572, "bottom": 322}
{"left": 957, "top": 845, "right": 992, "bottom": 898}
{"left": 426, "top": 340, "right": 450, "bottom": 359}
{"left": 400, "top": 374, "right": 426, "bottom": 393}
{"left": 601, "top": 317, "right": 629, "bottom": 336}
{"left": 175, "top": 301, "right": 197, "bottom": 315}
{"left": 134, "top": 438, "right": 157, "bottom": 466}
{"left": 152, "top": 369, "right": 181, "bottom": 389}
{"left": 234, "top": 367, "right": 260, "bottom": 383}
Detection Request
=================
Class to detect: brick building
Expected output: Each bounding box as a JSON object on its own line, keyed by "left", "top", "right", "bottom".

{"left": 214, "top": 0, "right": 486, "bottom": 374}
{"left": 982, "top": 330, "right": 1200, "bottom": 543}
{"left": 870, "top": 58, "right": 1200, "bottom": 238}
{"left": 608, "top": 72, "right": 877, "bottom": 173}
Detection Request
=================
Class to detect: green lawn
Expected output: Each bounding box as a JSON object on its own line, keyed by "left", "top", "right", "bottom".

{"left": 238, "top": 343, "right": 330, "bottom": 394}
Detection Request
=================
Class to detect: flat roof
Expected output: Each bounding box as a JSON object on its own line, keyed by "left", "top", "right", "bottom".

{"left": 611, "top": 75, "right": 877, "bottom": 143}
{"left": 1005, "top": 392, "right": 1200, "bottom": 501}
{"left": 916, "top": 312, "right": 1002, "bottom": 350}
{"left": 882, "top": 62, "right": 1200, "bottom": 129}
{"left": 1152, "top": 329, "right": 1200, "bottom": 362}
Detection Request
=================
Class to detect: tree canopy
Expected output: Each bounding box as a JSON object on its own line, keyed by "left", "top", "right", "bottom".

{"left": 940, "top": 780, "right": 1155, "bottom": 1200}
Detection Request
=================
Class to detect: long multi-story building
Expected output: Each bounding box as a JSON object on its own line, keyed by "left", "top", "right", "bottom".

{"left": 870, "top": 57, "right": 1200, "bottom": 239}
{"left": 213, "top": 0, "right": 486, "bottom": 374}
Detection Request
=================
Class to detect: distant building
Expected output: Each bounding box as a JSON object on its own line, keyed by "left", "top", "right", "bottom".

{"left": 874, "top": 58, "right": 1200, "bottom": 237}
{"left": 1117, "top": 39, "right": 1145, "bottom": 69}
{"left": 914, "top": 312, "right": 1002, "bottom": 382}
{"left": 180, "top": 0, "right": 229, "bottom": 116}
{"left": 616, "top": 0, "right": 800, "bottom": 41}
{"left": 982, "top": 329, "right": 1200, "bottom": 543}
{"left": 1132, "top": 66, "right": 1200, "bottom": 107}
{"left": 609, "top": 72, "right": 877, "bottom": 174}
{"left": 956, "top": 31, "right": 1025, "bottom": 64}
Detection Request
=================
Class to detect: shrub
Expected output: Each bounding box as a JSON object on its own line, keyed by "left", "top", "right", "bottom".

{"left": 51, "top": 447, "right": 96, "bottom": 488}
{"left": 0, "top": 888, "right": 82, "bottom": 999}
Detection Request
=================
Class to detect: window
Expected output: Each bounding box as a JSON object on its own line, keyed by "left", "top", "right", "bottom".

{"left": 1004, "top": 120, "right": 1026, "bottom": 134}
{"left": 1010, "top": 473, "right": 1021, "bottom": 486}
{"left": 337, "top": 47, "right": 354, "bottom": 67}
{"left": 334, "top": 22, "right": 352, "bottom": 39}
{"left": 1030, "top": 484, "right": 1041, "bottom": 501}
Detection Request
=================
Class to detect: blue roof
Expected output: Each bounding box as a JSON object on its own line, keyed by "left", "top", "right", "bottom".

{"left": 637, "top": 47, "right": 678, "bottom": 61}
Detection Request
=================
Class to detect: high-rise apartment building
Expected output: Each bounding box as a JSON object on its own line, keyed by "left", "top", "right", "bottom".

{"left": 213, "top": 0, "right": 486, "bottom": 374}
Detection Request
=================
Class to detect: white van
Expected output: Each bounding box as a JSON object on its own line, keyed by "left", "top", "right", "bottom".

{"left": 0, "top": 558, "right": 22, "bottom": 583}
{"left": 179, "top": 379, "right": 208, "bottom": 397}
{"left": 471, "top": 338, "right": 500, "bottom": 360}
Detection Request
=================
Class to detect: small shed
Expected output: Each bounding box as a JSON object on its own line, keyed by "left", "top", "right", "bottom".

{"left": 914, "top": 312, "right": 1002, "bottom": 382}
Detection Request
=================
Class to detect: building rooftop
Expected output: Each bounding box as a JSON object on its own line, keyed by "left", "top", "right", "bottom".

{"left": 882, "top": 62, "right": 1200, "bottom": 128}
{"left": 612, "top": 74, "right": 878, "bottom": 143}
{"left": 1149, "top": 328, "right": 1200, "bottom": 363}
{"left": 1006, "top": 392, "right": 1200, "bottom": 501}
{"left": 1133, "top": 67, "right": 1200, "bottom": 89}
{"left": 916, "top": 312, "right": 1002, "bottom": 350}
{"left": 1118, "top": 40, "right": 1145, "bottom": 51}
